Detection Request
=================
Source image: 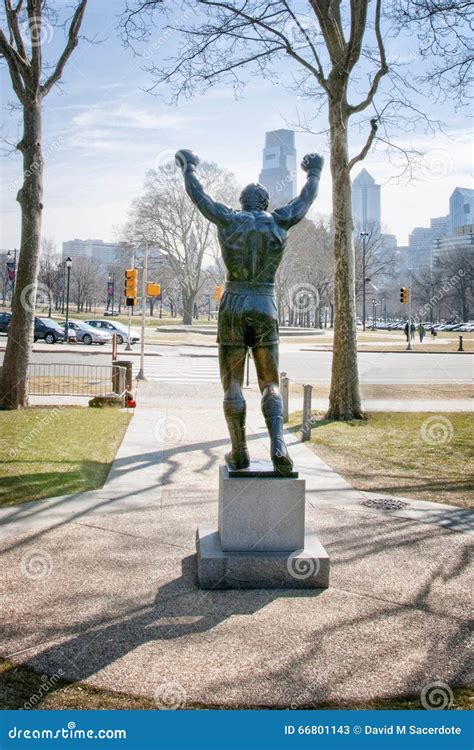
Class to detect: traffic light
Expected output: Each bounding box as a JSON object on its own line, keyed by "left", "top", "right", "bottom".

{"left": 400, "top": 287, "right": 408, "bottom": 304}
{"left": 124, "top": 268, "right": 138, "bottom": 307}
{"left": 215, "top": 286, "right": 223, "bottom": 301}
{"left": 147, "top": 282, "right": 161, "bottom": 298}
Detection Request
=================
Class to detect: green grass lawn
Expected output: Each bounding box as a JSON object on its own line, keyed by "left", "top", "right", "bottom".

{"left": 289, "top": 412, "right": 473, "bottom": 508}
{"left": 0, "top": 407, "right": 131, "bottom": 507}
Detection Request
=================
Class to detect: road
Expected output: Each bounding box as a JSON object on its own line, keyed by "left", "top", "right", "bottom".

{"left": 1, "top": 342, "right": 472, "bottom": 384}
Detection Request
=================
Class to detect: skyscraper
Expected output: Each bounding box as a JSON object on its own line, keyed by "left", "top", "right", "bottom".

{"left": 407, "top": 216, "right": 448, "bottom": 271}
{"left": 258, "top": 129, "right": 297, "bottom": 205}
{"left": 449, "top": 187, "right": 474, "bottom": 233}
{"left": 352, "top": 169, "right": 381, "bottom": 230}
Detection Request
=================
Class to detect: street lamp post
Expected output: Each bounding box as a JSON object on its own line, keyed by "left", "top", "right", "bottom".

{"left": 360, "top": 232, "right": 368, "bottom": 331}
{"left": 64, "top": 256, "right": 73, "bottom": 342}
{"left": 6, "top": 249, "right": 17, "bottom": 309}
{"left": 136, "top": 242, "right": 148, "bottom": 381}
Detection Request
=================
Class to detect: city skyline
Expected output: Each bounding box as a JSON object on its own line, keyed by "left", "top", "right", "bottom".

{"left": 0, "top": 2, "right": 471, "bottom": 252}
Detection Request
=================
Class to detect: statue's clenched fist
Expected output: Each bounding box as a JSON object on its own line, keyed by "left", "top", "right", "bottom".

{"left": 175, "top": 149, "right": 200, "bottom": 173}
{"left": 301, "top": 152, "right": 324, "bottom": 176}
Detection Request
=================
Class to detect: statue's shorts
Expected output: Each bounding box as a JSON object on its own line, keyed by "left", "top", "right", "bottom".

{"left": 217, "top": 281, "right": 279, "bottom": 348}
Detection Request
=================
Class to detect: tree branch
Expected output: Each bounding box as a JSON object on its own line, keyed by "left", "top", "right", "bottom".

{"left": 0, "top": 27, "right": 26, "bottom": 100}
{"left": 348, "top": 118, "right": 378, "bottom": 171}
{"left": 40, "top": 0, "right": 87, "bottom": 97}
{"left": 347, "top": 0, "right": 387, "bottom": 113}
{"left": 4, "top": 0, "right": 29, "bottom": 65}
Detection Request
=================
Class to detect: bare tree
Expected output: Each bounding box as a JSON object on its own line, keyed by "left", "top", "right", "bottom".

{"left": 436, "top": 248, "right": 473, "bottom": 322}
{"left": 38, "top": 236, "right": 62, "bottom": 316}
{"left": 69, "top": 256, "right": 100, "bottom": 313}
{"left": 0, "top": 0, "right": 88, "bottom": 408}
{"left": 122, "top": 1, "right": 393, "bottom": 418}
{"left": 124, "top": 160, "right": 239, "bottom": 324}
{"left": 277, "top": 218, "right": 334, "bottom": 327}
{"left": 411, "top": 266, "right": 445, "bottom": 321}
{"left": 393, "top": 1, "right": 473, "bottom": 104}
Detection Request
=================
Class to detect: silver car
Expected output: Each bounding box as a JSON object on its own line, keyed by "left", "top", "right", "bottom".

{"left": 85, "top": 319, "right": 140, "bottom": 345}
{"left": 68, "top": 319, "right": 112, "bottom": 345}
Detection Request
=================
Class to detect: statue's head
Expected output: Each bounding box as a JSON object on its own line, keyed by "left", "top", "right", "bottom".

{"left": 239, "top": 183, "right": 269, "bottom": 211}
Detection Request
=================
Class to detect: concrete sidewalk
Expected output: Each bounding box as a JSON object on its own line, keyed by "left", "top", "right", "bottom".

{"left": 0, "top": 381, "right": 472, "bottom": 708}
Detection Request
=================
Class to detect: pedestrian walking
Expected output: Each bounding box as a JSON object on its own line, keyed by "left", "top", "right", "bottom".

{"left": 418, "top": 323, "right": 426, "bottom": 343}
{"left": 430, "top": 326, "right": 438, "bottom": 341}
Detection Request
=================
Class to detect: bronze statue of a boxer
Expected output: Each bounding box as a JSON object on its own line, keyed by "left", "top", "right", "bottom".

{"left": 176, "top": 148, "right": 323, "bottom": 475}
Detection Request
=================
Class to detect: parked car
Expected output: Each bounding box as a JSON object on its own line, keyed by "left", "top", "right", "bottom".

{"left": 85, "top": 319, "right": 140, "bottom": 345}
{"left": 455, "top": 323, "right": 474, "bottom": 332}
{"left": 58, "top": 322, "right": 77, "bottom": 343}
{"left": 0, "top": 311, "right": 12, "bottom": 333}
{"left": 67, "top": 319, "right": 112, "bottom": 345}
{"left": 33, "top": 317, "right": 65, "bottom": 344}
{"left": 104, "top": 310, "right": 120, "bottom": 317}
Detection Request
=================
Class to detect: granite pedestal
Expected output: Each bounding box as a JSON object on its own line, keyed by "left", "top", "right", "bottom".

{"left": 196, "top": 462, "right": 330, "bottom": 589}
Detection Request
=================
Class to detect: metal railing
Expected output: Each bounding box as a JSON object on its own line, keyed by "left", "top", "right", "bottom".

{"left": 28, "top": 363, "right": 126, "bottom": 401}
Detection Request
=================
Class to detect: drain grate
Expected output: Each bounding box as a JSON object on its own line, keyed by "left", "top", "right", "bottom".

{"left": 360, "top": 497, "right": 410, "bottom": 511}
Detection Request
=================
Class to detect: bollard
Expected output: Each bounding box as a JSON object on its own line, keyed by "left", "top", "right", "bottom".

{"left": 111, "top": 333, "right": 118, "bottom": 361}
{"left": 301, "top": 384, "right": 313, "bottom": 442}
{"left": 458, "top": 335, "right": 464, "bottom": 352}
{"left": 280, "top": 372, "right": 289, "bottom": 423}
{"left": 113, "top": 360, "right": 133, "bottom": 391}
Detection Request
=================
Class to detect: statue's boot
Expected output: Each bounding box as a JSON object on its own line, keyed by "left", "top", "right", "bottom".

{"left": 223, "top": 398, "right": 250, "bottom": 470}
{"left": 262, "top": 388, "right": 294, "bottom": 476}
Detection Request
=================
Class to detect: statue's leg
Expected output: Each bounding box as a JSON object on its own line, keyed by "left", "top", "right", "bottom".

{"left": 219, "top": 344, "right": 250, "bottom": 470}
{"left": 253, "top": 345, "right": 293, "bottom": 475}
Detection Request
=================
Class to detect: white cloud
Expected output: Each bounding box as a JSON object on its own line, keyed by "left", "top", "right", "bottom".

{"left": 72, "top": 104, "right": 190, "bottom": 131}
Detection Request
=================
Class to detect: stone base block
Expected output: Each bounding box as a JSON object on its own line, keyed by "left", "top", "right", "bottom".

{"left": 218, "top": 465, "right": 305, "bottom": 552}
{"left": 196, "top": 523, "right": 330, "bottom": 590}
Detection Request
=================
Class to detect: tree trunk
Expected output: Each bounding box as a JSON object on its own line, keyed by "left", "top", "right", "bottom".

{"left": 0, "top": 101, "right": 43, "bottom": 409}
{"left": 326, "top": 104, "right": 363, "bottom": 420}
{"left": 182, "top": 292, "right": 194, "bottom": 325}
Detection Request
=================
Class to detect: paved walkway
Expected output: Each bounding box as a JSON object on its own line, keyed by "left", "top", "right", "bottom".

{"left": 0, "top": 382, "right": 472, "bottom": 708}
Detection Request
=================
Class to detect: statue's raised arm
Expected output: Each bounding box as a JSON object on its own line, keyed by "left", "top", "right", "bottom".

{"left": 175, "top": 149, "right": 233, "bottom": 226}
{"left": 272, "top": 152, "right": 324, "bottom": 229}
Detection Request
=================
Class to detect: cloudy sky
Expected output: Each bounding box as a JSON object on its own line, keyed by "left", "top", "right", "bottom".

{"left": 0, "top": 1, "right": 471, "bottom": 252}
